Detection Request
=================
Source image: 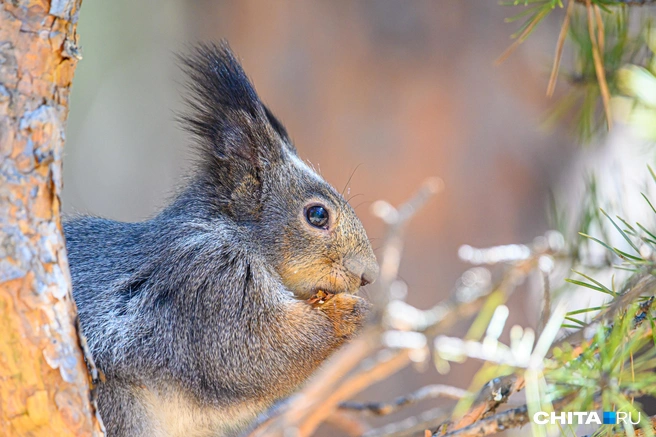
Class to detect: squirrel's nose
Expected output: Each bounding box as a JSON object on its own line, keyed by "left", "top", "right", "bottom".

{"left": 360, "top": 266, "right": 378, "bottom": 287}
{"left": 360, "top": 264, "right": 378, "bottom": 287}
{"left": 345, "top": 256, "right": 379, "bottom": 288}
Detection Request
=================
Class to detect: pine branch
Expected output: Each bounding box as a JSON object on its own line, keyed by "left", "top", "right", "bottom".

{"left": 435, "top": 375, "right": 525, "bottom": 434}
{"left": 362, "top": 408, "right": 448, "bottom": 437}
{"left": 339, "top": 385, "right": 468, "bottom": 417}
{"left": 438, "top": 404, "right": 532, "bottom": 437}
{"left": 436, "top": 390, "right": 653, "bottom": 437}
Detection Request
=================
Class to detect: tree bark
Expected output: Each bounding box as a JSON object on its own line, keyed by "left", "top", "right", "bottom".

{"left": 0, "top": 1, "right": 102, "bottom": 436}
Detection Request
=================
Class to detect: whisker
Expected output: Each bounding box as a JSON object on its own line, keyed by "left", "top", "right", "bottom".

{"left": 346, "top": 193, "right": 364, "bottom": 205}
{"left": 353, "top": 200, "right": 373, "bottom": 211}
{"left": 341, "top": 163, "right": 364, "bottom": 196}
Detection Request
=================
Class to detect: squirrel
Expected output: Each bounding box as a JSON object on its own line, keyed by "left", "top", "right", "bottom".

{"left": 63, "top": 42, "right": 378, "bottom": 437}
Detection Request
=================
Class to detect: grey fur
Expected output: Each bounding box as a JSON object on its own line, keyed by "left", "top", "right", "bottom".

{"left": 64, "top": 42, "right": 377, "bottom": 436}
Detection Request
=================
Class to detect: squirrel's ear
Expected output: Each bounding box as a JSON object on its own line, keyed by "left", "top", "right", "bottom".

{"left": 178, "top": 42, "right": 294, "bottom": 218}
{"left": 263, "top": 104, "right": 293, "bottom": 147}
{"left": 178, "top": 42, "right": 293, "bottom": 169}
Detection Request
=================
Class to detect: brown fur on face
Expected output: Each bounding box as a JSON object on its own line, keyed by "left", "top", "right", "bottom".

{"left": 279, "top": 254, "right": 364, "bottom": 300}
{"left": 275, "top": 192, "right": 378, "bottom": 300}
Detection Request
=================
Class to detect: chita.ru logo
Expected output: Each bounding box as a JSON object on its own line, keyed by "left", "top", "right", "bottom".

{"left": 533, "top": 411, "right": 640, "bottom": 425}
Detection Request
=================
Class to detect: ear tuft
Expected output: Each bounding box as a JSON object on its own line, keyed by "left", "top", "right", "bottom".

{"left": 178, "top": 42, "right": 267, "bottom": 155}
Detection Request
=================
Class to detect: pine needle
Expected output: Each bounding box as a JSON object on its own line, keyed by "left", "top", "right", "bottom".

{"left": 547, "top": 0, "right": 575, "bottom": 97}
{"left": 570, "top": 270, "right": 616, "bottom": 296}
{"left": 641, "top": 194, "right": 656, "bottom": 215}
{"left": 649, "top": 165, "right": 656, "bottom": 185}
{"left": 637, "top": 222, "right": 656, "bottom": 242}
{"left": 631, "top": 351, "right": 635, "bottom": 394}
{"left": 496, "top": 8, "right": 550, "bottom": 65}
{"left": 594, "top": 4, "right": 604, "bottom": 54}
{"left": 585, "top": 0, "right": 613, "bottom": 130}
{"left": 599, "top": 208, "right": 640, "bottom": 254}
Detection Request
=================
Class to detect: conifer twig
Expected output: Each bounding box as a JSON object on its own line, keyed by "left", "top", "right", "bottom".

{"left": 431, "top": 374, "right": 525, "bottom": 435}
{"left": 435, "top": 392, "right": 582, "bottom": 437}
{"left": 550, "top": 273, "right": 656, "bottom": 354}
{"left": 362, "top": 408, "right": 448, "bottom": 437}
{"left": 436, "top": 404, "right": 531, "bottom": 437}
{"left": 371, "top": 177, "right": 444, "bottom": 313}
{"left": 297, "top": 350, "right": 413, "bottom": 436}
{"left": 547, "top": 0, "right": 575, "bottom": 97}
{"left": 435, "top": 388, "right": 654, "bottom": 437}
{"left": 339, "top": 385, "right": 469, "bottom": 417}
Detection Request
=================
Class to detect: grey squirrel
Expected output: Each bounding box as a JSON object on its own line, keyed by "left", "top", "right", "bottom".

{"left": 63, "top": 42, "right": 378, "bottom": 437}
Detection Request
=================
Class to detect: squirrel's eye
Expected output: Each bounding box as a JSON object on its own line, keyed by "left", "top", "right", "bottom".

{"left": 306, "top": 205, "right": 329, "bottom": 229}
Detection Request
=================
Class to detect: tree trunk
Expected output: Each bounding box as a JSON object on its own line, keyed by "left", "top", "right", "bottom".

{"left": 0, "top": 1, "right": 102, "bottom": 436}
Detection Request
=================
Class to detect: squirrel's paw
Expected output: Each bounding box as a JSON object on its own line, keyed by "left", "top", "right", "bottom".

{"left": 316, "top": 293, "right": 370, "bottom": 339}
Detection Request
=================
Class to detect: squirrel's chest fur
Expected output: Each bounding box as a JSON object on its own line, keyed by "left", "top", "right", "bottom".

{"left": 140, "top": 387, "right": 265, "bottom": 437}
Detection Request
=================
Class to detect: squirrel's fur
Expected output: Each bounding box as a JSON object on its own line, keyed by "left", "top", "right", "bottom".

{"left": 64, "top": 42, "right": 378, "bottom": 437}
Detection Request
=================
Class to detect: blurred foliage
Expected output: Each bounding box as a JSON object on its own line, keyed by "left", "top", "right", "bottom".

{"left": 438, "top": 166, "right": 656, "bottom": 435}
{"left": 503, "top": 1, "right": 655, "bottom": 141}
{"left": 550, "top": 9, "right": 649, "bottom": 139}
{"left": 539, "top": 168, "right": 656, "bottom": 435}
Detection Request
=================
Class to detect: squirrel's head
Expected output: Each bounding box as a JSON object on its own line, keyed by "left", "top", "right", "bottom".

{"left": 180, "top": 42, "right": 378, "bottom": 298}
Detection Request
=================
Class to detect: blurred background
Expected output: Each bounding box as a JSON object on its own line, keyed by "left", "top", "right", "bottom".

{"left": 62, "top": 1, "right": 617, "bottom": 434}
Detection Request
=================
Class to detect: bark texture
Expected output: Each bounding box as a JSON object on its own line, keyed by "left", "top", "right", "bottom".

{"left": 0, "top": 0, "right": 101, "bottom": 435}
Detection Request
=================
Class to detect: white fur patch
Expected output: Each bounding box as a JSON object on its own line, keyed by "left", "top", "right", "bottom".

{"left": 141, "top": 387, "right": 264, "bottom": 437}
{"left": 283, "top": 145, "right": 323, "bottom": 183}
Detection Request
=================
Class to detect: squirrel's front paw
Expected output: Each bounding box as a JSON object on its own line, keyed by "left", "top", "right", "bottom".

{"left": 316, "top": 293, "right": 370, "bottom": 339}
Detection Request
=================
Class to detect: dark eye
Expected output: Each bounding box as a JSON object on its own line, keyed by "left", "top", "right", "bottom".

{"left": 306, "top": 205, "right": 329, "bottom": 229}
